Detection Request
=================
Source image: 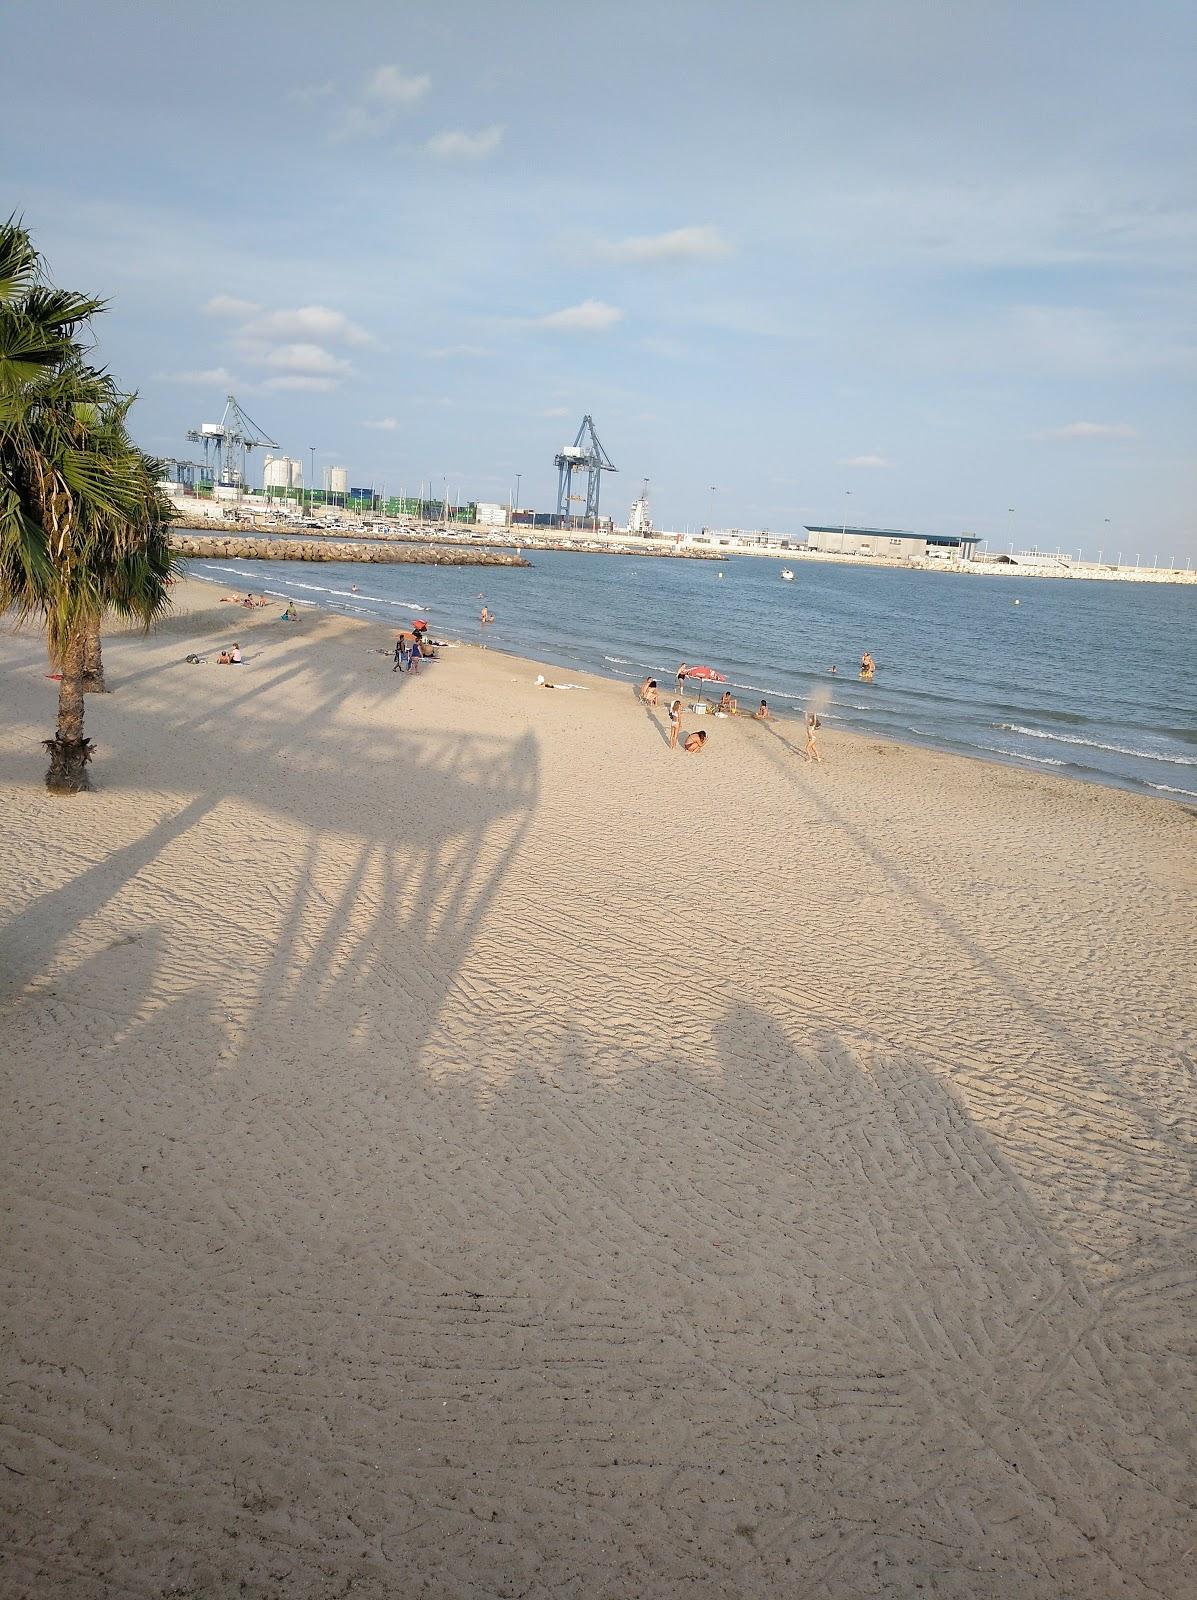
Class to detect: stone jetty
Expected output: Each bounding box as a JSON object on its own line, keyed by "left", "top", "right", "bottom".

{"left": 170, "top": 532, "right": 529, "bottom": 567}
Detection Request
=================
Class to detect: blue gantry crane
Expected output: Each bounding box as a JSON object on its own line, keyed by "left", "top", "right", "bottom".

{"left": 187, "top": 394, "right": 279, "bottom": 488}
{"left": 555, "top": 415, "right": 616, "bottom": 520}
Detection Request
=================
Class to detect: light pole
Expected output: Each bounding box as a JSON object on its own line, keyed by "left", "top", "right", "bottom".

{"left": 309, "top": 446, "right": 316, "bottom": 513}
{"left": 841, "top": 490, "right": 851, "bottom": 552}
{"left": 709, "top": 485, "right": 717, "bottom": 533}
{"left": 515, "top": 473, "right": 522, "bottom": 515}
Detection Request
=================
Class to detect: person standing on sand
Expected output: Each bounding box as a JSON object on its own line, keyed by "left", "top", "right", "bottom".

{"left": 668, "top": 697, "right": 682, "bottom": 750}
{"left": 393, "top": 638, "right": 405, "bottom": 672}
{"left": 676, "top": 662, "right": 689, "bottom": 697}
{"left": 805, "top": 711, "right": 822, "bottom": 763}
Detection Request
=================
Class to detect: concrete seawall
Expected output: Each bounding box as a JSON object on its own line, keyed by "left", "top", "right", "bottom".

{"left": 170, "top": 532, "right": 529, "bottom": 567}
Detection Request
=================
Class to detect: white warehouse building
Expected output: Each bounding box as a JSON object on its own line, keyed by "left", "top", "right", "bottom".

{"left": 475, "top": 502, "right": 510, "bottom": 527}
{"left": 804, "top": 525, "right": 980, "bottom": 561}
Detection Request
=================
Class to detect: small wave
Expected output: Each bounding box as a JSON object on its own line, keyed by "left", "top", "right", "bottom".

{"left": 974, "top": 742, "right": 1067, "bottom": 766}
{"left": 1146, "top": 781, "right": 1197, "bottom": 798}
{"left": 603, "top": 655, "right": 630, "bottom": 664}
{"left": 995, "top": 724, "right": 1197, "bottom": 766}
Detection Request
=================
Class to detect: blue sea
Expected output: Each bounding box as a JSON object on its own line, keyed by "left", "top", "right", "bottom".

{"left": 187, "top": 550, "right": 1197, "bottom": 803}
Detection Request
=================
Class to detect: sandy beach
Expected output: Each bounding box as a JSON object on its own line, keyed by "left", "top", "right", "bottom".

{"left": 1, "top": 576, "right": 1194, "bottom": 1598}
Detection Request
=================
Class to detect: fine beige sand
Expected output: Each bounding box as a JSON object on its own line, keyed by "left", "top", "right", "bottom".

{"left": 2, "top": 578, "right": 1194, "bottom": 1599}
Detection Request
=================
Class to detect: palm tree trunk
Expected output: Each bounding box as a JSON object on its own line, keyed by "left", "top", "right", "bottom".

{"left": 82, "top": 619, "right": 107, "bottom": 692}
{"left": 44, "top": 629, "right": 93, "bottom": 792}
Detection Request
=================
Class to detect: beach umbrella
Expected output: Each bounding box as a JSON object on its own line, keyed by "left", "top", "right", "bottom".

{"left": 684, "top": 665, "right": 727, "bottom": 700}
{"left": 411, "top": 619, "right": 429, "bottom": 632}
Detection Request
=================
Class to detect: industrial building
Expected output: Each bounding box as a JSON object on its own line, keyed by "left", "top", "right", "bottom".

{"left": 804, "top": 525, "right": 980, "bottom": 561}
{"left": 475, "top": 502, "right": 510, "bottom": 527}
{"left": 263, "top": 454, "right": 303, "bottom": 490}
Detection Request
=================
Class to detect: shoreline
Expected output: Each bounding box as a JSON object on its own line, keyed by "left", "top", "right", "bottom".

{"left": 183, "top": 565, "right": 1197, "bottom": 810}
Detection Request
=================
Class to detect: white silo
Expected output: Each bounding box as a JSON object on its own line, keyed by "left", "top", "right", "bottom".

{"left": 263, "top": 454, "right": 293, "bottom": 490}
{"left": 328, "top": 466, "right": 350, "bottom": 495}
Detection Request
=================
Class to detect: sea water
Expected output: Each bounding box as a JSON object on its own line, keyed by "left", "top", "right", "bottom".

{"left": 186, "top": 551, "right": 1197, "bottom": 802}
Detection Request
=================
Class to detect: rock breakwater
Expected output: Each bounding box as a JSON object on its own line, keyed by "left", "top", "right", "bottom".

{"left": 170, "top": 532, "right": 529, "bottom": 567}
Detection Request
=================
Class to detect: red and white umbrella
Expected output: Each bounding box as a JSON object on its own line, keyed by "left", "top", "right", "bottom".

{"left": 684, "top": 665, "right": 727, "bottom": 699}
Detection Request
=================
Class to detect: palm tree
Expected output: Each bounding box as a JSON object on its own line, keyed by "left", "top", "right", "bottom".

{"left": 0, "top": 219, "right": 177, "bottom": 791}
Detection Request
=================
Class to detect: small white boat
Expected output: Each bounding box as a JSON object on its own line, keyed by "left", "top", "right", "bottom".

{"left": 781, "top": 568, "right": 794, "bottom": 581}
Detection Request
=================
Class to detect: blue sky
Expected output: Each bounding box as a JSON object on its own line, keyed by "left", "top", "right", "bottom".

{"left": 6, "top": 0, "right": 1195, "bottom": 556}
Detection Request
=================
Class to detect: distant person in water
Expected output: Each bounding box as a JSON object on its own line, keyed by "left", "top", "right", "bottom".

{"left": 638, "top": 677, "right": 658, "bottom": 706}
{"left": 480, "top": 607, "right": 494, "bottom": 625}
{"left": 859, "top": 651, "right": 875, "bottom": 681}
{"left": 683, "top": 730, "right": 707, "bottom": 753}
{"left": 753, "top": 699, "right": 771, "bottom": 720}
{"left": 829, "top": 665, "right": 838, "bottom": 675}
{"left": 805, "top": 711, "right": 822, "bottom": 763}
{"left": 668, "top": 697, "right": 682, "bottom": 750}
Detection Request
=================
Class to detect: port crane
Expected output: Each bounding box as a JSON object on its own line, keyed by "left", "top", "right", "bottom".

{"left": 554, "top": 415, "right": 616, "bottom": 520}
{"left": 187, "top": 394, "right": 279, "bottom": 488}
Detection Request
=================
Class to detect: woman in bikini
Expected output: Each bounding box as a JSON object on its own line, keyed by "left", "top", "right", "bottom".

{"left": 668, "top": 698, "right": 682, "bottom": 750}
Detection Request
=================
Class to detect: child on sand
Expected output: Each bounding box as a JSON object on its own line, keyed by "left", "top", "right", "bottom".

{"left": 805, "top": 712, "right": 822, "bottom": 763}
{"left": 668, "top": 698, "right": 682, "bottom": 750}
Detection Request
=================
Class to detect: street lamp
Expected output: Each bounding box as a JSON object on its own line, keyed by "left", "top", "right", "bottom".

{"left": 709, "top": 485, "right": 717, "bottom": 532}
{"left": 515, "top": 473, "right": 522, "bottom": 514}
{"left": 841, "top": 490, "right": 851, "bottom": 552}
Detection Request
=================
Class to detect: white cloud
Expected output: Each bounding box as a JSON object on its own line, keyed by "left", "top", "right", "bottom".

{"left": 203, "top": 295, "right": 260, "bottom": 318}
{"left": 333, "top": 63, "right": 430, "bottom": 140}
{"left": 1033, "top": 420, "right": 1139, "bottom": 441}
{"left": 597, "top": 224, "right": 732, "bottom": 264}
{"left": 425, "top": 124, "right": 505, "bottom": 160}
{"left": 263, "top": 375, "right": 339, "bottom": 393}
{"left": 364, "top": 417, "right": 399, "bottom": 431}
{"left": 641, "top": 335, "right": 691, "bottom": 360}
{"left": 537, "top": 299, "right": 624, "bottom": 333}
{"left": 261, "top": 343, "right": 352, "bottom": 375}
{"left": 243, "top": 305, "right": 371, "bottom": 347}
{"left": 427, "top": 343, "right": 493, "bottom": 359}
{"left": 541, "top": 406, "right": 571, "bottom": 418}
{"left": 838, "top": 453, "right": 893, "bottom": 468}
{"left": 368, "top": 64, "right": 430, "bottom": 107}
{"left": 289, "top": 81, "right": 335, "bottom": 104}
{"left": 160, "top": 366, "right": 238, "bottom": 386}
